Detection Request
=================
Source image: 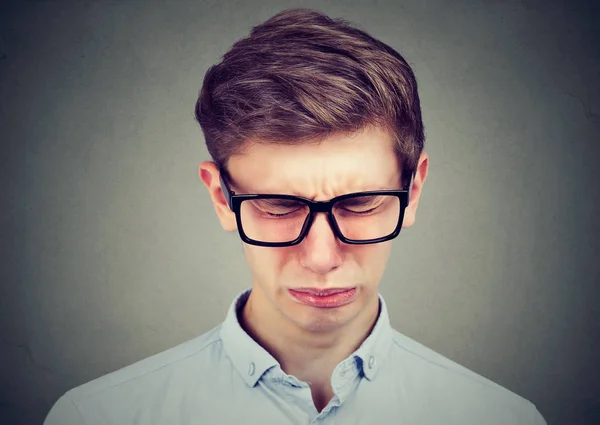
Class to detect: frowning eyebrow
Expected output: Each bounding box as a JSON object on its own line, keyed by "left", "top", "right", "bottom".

{"left": 229, "top": 184, "right": 400, "bottom": 199}
{"left": 224, "top": 173, "right": 402, "bottom": 198}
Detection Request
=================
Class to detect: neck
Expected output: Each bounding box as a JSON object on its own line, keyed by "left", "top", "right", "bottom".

{"left": 239, "top": 287, "right": 380, "bottom": 384}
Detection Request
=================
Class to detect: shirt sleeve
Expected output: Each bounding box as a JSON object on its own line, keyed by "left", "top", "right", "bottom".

{"left": 44, "top": 391, "right": 86, "bottom": 425}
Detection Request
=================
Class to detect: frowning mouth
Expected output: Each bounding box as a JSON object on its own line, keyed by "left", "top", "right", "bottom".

{"left": 291, "top": 287, "right": 354, "bottom": 296}
{"left": 288, "top": 287, "right": 357, "bottom": 308}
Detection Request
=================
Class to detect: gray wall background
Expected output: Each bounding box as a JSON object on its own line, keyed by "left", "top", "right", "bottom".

{"left": 1, "top": 0, "right": 598, "bottom": 424}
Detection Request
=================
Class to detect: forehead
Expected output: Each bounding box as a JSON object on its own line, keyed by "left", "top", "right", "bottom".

{"left": 227, "top": 126, "right": 402, "bottom": 198}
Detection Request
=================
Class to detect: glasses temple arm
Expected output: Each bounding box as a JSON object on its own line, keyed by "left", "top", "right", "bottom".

{"left": 219, "top": 172, "right": 233, "bottom": 209}
{"left": 405, "top": 172, "right": 414, "bottom": 201}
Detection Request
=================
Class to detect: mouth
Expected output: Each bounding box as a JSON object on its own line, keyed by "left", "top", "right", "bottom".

{"left": 291, "top": 287, "right": 353, "bottom": 296}
{"left": 288, "top": 287, "right": 357, "bottom": 308}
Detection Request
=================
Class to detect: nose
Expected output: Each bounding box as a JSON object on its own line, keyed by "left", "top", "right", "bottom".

{"left": 299, "top": 213, "right": 343, "bottom": 274}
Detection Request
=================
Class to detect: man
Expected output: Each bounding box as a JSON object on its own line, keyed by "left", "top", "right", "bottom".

{"left": 45, "top": 8, "right": 546, "bottom": 425}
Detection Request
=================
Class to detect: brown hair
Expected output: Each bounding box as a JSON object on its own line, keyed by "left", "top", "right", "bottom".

{"left": 194, "top": 8, "right": 424, "bottom": 183}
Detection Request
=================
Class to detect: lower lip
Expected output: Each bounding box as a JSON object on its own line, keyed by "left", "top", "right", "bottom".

{"left": 288, "top": 288, "right": 357, "bottom": 308}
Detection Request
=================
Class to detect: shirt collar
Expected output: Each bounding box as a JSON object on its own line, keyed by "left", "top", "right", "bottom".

{"left": 220, "top": 288, "right": 394, "bottom": 387}
{"left": 220, "top": 289, "right": 280, "bottom": 387}
{"left": 352, "top": 292, "right": 394, "bottom": 381}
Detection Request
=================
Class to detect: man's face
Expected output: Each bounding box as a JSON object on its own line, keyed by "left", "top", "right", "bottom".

{"left": 201, "top": 126, "right": 426, "bottom": 334}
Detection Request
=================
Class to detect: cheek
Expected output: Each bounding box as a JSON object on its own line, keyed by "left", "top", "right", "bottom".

{"left": 243, "top": 245, "right": 291, "bottom": 286}
{"left": 354, "top": 243, "right": 393, "bottom": 282}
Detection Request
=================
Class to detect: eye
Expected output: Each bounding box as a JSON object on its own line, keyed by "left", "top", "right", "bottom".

{"left": 265, "top": 211, "right": 294, "bottom": 217}
{"left": 345, "top": 206, "right": 378, "bottom": 215}
{"left": 252, "top": 200, "right": 306, "bottom": 218}
{"left": 336, "top": 196, "right": 383, "bottom": 214}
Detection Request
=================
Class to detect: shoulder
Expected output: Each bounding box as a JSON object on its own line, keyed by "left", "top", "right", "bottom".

{"left": 389, "top": 328, "right": 509, "bottom": 392}
{"left": 74, "top": 324, "right": 222, "bottom": 399}
{"left": 45, "top": 324, "right": 227, "bottom": 425}
{"left": 386, "top": 329, "right": 546, "bottom": 424}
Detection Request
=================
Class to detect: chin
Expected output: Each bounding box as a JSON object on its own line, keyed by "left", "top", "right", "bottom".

{"left": 289, "top": 298, "right": 362, "bottom": 331}
{"left": 296, "top": 314, "right": 350, "bottom": 333}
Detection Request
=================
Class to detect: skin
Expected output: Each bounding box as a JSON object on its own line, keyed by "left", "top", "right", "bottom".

{"left": 200, "top": 125, "right": 429, "bottom": 411}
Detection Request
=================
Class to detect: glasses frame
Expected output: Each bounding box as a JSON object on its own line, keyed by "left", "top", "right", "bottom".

{"left": 219, "top": 171, "right": 413, "bottom": 247}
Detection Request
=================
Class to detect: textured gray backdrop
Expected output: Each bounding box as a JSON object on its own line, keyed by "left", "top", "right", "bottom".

{"left": 1, "top": 1, "right": 598, "bottom": 424}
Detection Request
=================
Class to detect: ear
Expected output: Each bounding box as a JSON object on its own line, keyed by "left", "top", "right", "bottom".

{"left": 402, "top": 152, "right": 429, "bottom": 228}
{"left": 199, "top": 161, "right": 238, "bottom": 232}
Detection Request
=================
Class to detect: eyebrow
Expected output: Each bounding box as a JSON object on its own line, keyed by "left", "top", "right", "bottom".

{"left": 224, "top": 171, "right": 403, "bottom": 197}
{"left": 229, "top": 183, "right": 400, "bottom": 198}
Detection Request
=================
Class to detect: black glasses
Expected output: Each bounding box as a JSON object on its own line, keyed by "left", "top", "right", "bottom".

{"left": 219, "top": 170, "right": 412, "bottom": 247}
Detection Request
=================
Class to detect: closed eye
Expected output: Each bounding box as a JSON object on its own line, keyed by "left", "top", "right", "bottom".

{"left": 343, "top": 206, "right": 378, "bottom": 215}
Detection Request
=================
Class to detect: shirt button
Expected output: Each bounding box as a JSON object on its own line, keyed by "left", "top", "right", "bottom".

{"left": 248, "top": 362, "right": 255, "bottom": 376}
{"left": 368, "top": 356, "right": 376, "bottom": 369}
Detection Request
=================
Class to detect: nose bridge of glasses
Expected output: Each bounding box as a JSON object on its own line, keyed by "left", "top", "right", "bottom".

{"left": 302, "top": 203, "right": 338, "bottom": 242}
{"left": 309, "top": 199, "right": 334, "bottom": 214}
{"left": 305, "top": 199, "right": 343, "bottom": 237}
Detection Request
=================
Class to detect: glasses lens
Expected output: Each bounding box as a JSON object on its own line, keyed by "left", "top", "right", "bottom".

{"left": 239, "top": 194, "right": 401, "bottom": 244}
{"left": 333, "top": 194, "right": 401, "bottom": 241}
{"left": 240, "top": 198, "right": 310, "bottom": 243}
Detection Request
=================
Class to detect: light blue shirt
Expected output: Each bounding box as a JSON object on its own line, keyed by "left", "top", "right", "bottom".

{"left": 45, "top": 289, "right": 546, "bottom": 424}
